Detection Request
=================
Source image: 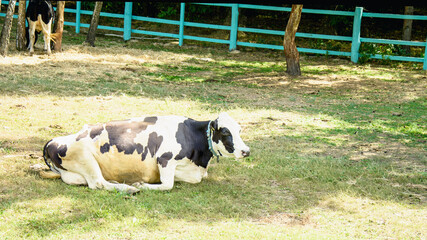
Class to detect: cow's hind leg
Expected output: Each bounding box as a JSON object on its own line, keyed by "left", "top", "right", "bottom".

{"left": 59, "top": 170, "right": 87, "bottom": 185}
{"left": 85, "top": 174, "right": 140, "bottom": 194}
{"left": 61, "top": 151, "right": 140, "bottom": 194}
{"left": 43, "top": 33, "right": 47, "bottom": 51}
{"left": 39, "top": 16, "right": 52, "bottom": 55}
{"left": 27, "top": 18, "right": 36, "bottom": 55}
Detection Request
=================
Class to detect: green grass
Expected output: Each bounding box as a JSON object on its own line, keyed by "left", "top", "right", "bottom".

{"left": 0, "top": 29, "right": 426, "bottom": 239}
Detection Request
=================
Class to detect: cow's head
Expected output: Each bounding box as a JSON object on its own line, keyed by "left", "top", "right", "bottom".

{"left": 210, "top": 112, "right": 250, "bottom": 159}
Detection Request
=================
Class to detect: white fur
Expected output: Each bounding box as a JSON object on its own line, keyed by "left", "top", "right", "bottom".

{"left": 27, "top": 15, "right": 53, "bottom": 55}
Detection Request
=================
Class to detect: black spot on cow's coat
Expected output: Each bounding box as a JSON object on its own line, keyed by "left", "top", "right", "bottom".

{"left": 157, "top": 152, "right": 173, "bottom": 167}
{"left": 141, "top": 147, "right": 149, "bottom": 161}
{"left": 46, "top": 142, "right": 67, "bottom": 170}
{"left": 136, "top": 143, "right": 144, "bottom": 155}
{"left": 144, "top": 116, "right": 158, "bottom": 124}
{"left": 26, "top": 0, "right": 55, "bottom": 24}
{"left": 175, "top": 119, "right": 212, "bottom": 168}
{"left": 147, "top": 132, "right": 163, "bottom": 157}
{"left": 90, "top": 125, "right": 104, "bottom": 139}
{"left": 76, "top": 130, "right": 88, "bottom": 141}
{"left": 100, "top": 143, "right": 110, "bottom": 153}
{"left": 104, "top": 119, "right": 156, "bottom": 155}
{"left": 57, "top": 144, "right": 67, "bottom": 158}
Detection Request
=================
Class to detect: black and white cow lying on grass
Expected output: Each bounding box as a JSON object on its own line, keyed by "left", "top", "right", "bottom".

{"left": 26, "top": 0, "right": 57, "bottom": 55}
{"left": 42, "top": 113, "right": 250, "bottom": 193}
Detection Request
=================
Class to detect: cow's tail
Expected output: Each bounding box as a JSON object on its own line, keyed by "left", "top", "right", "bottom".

{"left": 50, "top": 32, "right": 60, "bottom": 44}
{"left": 43, "top": 140, "right": 61, "bottom": 175}
{"left": 37, "top": 15, "right": 57, "bottom": 44}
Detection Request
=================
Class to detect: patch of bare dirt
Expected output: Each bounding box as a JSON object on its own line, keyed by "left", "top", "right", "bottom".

{"left": 253, "top": 212, "right": 314, "bottom": 226}
{"left": 231, "top": 66, "right": 426, "bottom": 104}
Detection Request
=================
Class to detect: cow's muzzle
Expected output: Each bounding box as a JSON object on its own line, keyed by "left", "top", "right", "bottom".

{"left": 241, "top": 149, "right": 250, "bottom": 157}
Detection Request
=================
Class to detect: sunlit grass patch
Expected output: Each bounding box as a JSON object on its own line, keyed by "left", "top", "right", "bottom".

{"left": 311, "top": 193, "right": 426, "bottom": 239}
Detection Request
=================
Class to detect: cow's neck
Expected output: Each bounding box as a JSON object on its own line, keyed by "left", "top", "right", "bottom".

{"left": 192, "top": 120, "right": 216, "bottom": 167}
{"left": 175, "top": 119, "right": 214, "bottom": 168}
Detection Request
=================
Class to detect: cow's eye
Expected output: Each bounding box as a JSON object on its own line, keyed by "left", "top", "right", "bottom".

{"left": 221, "top": 128, "right": 231, "bottom": 136}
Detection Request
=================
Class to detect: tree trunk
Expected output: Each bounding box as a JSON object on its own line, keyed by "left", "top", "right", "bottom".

{"left": 16, "top": 0, "right": 26, "bottom": 51}
{"left": 85, "top": 2, "right": 103, "bottom": 47}
{"left": 0, "top": 0, "right": 17, "bottom": 56}
{"left": 283, "top": 5, "right": 303, "bottom": 76}
{"left": 54, "top": 1, "right": 65, "bottom": 52}
{"left": 402, "top": 6, "right": 413, "bottom": 53}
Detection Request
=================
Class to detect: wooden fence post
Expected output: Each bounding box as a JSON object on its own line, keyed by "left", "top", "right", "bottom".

{"left": 402, "top": 6, "right": 413, "bottom": 53}
{"left": 123, "top": 2, "right": 133, "bottom": 41}
{"left": 229, "top": 4, "right": 239, "bottom": 51}
{"left": 351, "top": 7, "right": 363, "bottom": 63}
{"left": 179, "top": 3, "right": 185, "bottom": 46}
{"left": 76, "top": 1, "right": 81, "bottom": 33}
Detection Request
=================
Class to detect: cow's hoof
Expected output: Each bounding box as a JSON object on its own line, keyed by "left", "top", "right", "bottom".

{"left": 127, "top": 186, "right": 140, "bottom": 194}
{"left": 132, "top": 182, "right": 144, "bottom": 188}
{"left": 39, "top": 170, "right": 61, "bottom": 179}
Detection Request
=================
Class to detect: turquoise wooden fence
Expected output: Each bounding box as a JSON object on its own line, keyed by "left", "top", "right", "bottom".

{"left": 1, "top": 1, "right": 426, "bottom": 70}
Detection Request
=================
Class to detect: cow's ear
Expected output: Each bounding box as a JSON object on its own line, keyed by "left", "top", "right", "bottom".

{"left": 211, "top": 119, "right": 219, "bottom": 131}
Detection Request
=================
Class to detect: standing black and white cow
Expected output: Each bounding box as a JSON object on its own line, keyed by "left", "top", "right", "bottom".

{"left": 42, "top": 113, "right": 250, "bottom": 193}
{"left": 26, "top": 0, "right": 56, "bottom": 55}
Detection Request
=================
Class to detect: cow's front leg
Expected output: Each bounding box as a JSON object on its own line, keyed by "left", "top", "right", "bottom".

{"left": 135, "top": 161, "right": 177, "bottom": 191}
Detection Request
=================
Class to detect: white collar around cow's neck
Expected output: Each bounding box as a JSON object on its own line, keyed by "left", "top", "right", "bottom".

{"left": 207, "top": 121, "right": 221, "bottom": 162}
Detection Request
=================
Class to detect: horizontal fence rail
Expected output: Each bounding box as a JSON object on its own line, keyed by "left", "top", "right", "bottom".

{"left": 1, "top": 1, "right": 426, "bottom": 69}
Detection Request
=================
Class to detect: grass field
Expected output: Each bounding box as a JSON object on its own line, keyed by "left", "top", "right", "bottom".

{"left": 0, "top": 31, "right": 426, "bottom": 239}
